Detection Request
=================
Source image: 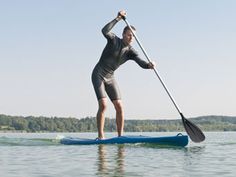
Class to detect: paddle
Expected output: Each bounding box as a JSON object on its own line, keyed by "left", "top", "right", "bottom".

{"left": 122, "top": 16, "right": 205, "bottom": 143}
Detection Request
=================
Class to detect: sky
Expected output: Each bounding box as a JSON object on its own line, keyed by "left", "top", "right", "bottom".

{"left": 0, "top": 0, "right": 235, "bottom": 120}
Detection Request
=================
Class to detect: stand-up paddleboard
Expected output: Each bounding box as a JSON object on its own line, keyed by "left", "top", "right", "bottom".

{"left": 60, "top": 133, "right": 188, "bottom": 147}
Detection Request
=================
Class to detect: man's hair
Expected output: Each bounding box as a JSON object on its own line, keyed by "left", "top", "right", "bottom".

{"left": 123, "top": 25, "right": 136, "bottom": 34}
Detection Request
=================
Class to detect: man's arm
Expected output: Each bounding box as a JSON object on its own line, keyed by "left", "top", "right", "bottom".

{"left": 101, "top": 18, "right": 119, "bottom": 39}
{"left": 129, "top": 48, "right": 155, "bottom": 69}
{"left": 101, "top": 10, "right": 126, "bottom": 39}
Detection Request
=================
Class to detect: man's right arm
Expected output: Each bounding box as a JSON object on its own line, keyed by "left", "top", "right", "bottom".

{"left": 101, "top": 18, "right": 120, "bottom": 39}
{"left": 101, "top": 10, "right": 126, "bottom": 39}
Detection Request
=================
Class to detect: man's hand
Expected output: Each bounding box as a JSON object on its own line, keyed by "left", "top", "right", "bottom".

{"left": 148, "top": 61, "right": 156, "bottom": 69}
{"left": 117, "top": 10, "right": 126, "bottom": 20}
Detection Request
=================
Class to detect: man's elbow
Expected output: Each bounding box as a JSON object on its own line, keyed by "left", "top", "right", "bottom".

{"left": 101, "top": 28, "right": 107, "bottom": 36}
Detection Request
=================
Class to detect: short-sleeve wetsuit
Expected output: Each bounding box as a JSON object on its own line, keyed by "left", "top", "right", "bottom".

{"left": 92, "top": 19, "right": 150, "bottom": 101}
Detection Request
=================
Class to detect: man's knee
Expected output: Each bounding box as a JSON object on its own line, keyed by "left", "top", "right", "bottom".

{"left": 113, "top": 100, "right": 123, "bottom": 113}
{"left": 98, "top": 98, "right": 107, "bottom": 112}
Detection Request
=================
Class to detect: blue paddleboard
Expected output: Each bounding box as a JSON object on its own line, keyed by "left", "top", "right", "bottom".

{"left": 60, "top": 134, "right": 188, "bottom": 147}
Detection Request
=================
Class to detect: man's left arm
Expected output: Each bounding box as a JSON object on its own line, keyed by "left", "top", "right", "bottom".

{"left": 129, "top": 48, "right": 155, "bottom": 69}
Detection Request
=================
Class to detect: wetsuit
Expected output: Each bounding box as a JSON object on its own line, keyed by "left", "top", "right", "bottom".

{"left": 92, "top": 19, "right": 150, "bottom": 101}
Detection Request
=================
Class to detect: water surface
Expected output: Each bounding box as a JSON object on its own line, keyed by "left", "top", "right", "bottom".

{"left": 0, "top": 132, "right": 235, "bottom": 177}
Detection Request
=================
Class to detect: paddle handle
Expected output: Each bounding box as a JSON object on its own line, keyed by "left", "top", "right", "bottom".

{"left": 123, "top": 17, "right": 182, "bottom": 116}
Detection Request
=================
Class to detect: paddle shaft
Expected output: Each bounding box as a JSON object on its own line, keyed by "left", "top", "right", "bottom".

{"left": 123, "top": 18, "right": 183, "bottom": 116}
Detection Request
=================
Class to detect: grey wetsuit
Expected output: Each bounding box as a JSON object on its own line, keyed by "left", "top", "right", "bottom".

{"left": 92, "top": 19, "right": 149, "bottom": 101}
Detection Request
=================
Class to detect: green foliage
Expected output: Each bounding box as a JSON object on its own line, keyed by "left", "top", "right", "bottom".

{"left": 0, "top": 114, "right": 236, "bottom": 132}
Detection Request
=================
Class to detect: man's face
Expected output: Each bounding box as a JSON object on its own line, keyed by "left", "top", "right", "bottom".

{"left": 122, "top": 29, "right": 135, "bottom": 45}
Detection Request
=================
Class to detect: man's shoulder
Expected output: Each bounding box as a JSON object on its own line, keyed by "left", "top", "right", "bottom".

{"left": 106, "top": 34, "right": 120, "bottom": 42}
{"left": 128, "top": 46, "right": 137, "bottom": 53}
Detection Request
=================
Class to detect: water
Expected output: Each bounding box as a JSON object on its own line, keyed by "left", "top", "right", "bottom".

{"left": 0, "top": 132, "right": 236, "bottom": 177}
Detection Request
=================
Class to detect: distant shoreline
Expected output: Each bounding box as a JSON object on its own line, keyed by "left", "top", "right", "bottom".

{"left": 1, "top": 114, "right": 236, "bottom": 132}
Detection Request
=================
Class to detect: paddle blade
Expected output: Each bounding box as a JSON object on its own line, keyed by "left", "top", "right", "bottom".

{"left": 181, "top": 114, "right": 205, "bottom": 143}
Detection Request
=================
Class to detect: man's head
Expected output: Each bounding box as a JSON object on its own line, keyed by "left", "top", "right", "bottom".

{"left": 122, "top": 25, "right": 136, "bottom": 45}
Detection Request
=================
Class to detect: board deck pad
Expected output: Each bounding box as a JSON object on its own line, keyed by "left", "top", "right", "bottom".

{"left": 60, "top": 134, "right": 188, "bottom": 147}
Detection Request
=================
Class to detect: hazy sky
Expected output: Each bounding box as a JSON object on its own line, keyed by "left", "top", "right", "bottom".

{"left": 0, "top": 0, "right": 235, "bottom": 119}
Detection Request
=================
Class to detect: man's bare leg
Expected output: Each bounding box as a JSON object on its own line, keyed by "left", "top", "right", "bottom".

{"left": 112, "top": 99, "right": 124, "bottom": 137}
{"left": 97, "top": 98, "right": 107, "bottom": 139}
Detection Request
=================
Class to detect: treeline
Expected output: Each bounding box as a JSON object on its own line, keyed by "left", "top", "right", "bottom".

{"left": 0, "top": 114, "right": 236, "bottom": 132}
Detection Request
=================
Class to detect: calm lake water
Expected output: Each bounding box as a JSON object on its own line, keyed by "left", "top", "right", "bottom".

{"left": 0, "top": 132, "right": 236, "bottom": 177}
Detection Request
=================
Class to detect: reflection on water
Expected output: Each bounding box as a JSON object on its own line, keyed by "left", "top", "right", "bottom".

{"left": 97, "top": 145, "right": 108, "bottom": 175}
{"left": 95, "top": 144, "right": 208, "bottom": 177}
{"left": 97, "top": 145, "right": 125, "bottom": 177}
{"left": 185, "top": 145, "right": 206, "bottom": 154}
{"left": 183, "top": 145, "right": 206, "bottom": 166}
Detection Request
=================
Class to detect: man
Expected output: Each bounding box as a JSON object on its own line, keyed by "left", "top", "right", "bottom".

{"left": 92, "top": 10, "right": 155, "bottom": 139}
